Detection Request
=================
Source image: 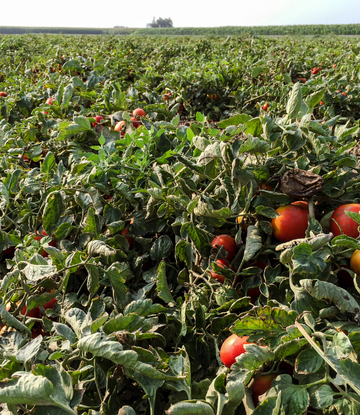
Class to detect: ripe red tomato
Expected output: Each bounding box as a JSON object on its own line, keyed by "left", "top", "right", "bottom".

{"left": 252, "top": 374, "right": 277, "bottom": 406}
{"left": 133, "top": 108, "right": 146, "bottom": 117}
{"left": 0, "top": 91, "right": 8, "bottom": 98}
{"left": 131, "top": 116, "right": 141, "bottom": 128}
{"left": 341, "top": 92, "right": 348, "bottom": 97}
{"left": 3, "top": 246, "right": 15, "bottom": 257}
{"left": 262, "top": 103, "right": 269, "bottom": 111}
{"left": 92, "top": 115, "right": 104, "bottom": 127}
{"left": 330, "top": 204, "right": 360, "bottom": 238}
{"left": 164, "top": 93, "right": 172, "bottom": 100}
{"left": 272, "top": 204, "right": 309, "bottom": 242}
{"left": 46, "top": 97, "right": 55, "bottom": 105}
{"left": 34, "top": 231, "right": 57, "bottom": 257}
{"left": 114, "top": 121, "right": 126, "bottom": 136}
{"left": 220, "top": 334, "right": 251, "bottom": 367}
{"left": 211, "top": 235, "right": 237, "bottom": 260}
{"left": 210, "top": 258, "right": 231, "bottom": 283}
{"left": 333, "top": 64, "right": 336, "bottom": 68}
{"left": 21, "top": 305, "right": 40, "bottom": 318}
{"left": 43, "top": 298, "right": 57, "bottom": 310}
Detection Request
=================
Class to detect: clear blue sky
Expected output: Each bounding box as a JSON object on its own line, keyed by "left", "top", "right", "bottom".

{"left": 1, "top": 0, "right": 360, "bottom": 28}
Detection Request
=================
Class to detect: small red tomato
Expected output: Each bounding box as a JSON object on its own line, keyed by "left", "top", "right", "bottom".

{"left": 0, "top": 91, "right": 8, "bottom": 97}
{"left": 210, "top": 258, "right": 231, "bottom": 283}
{"left": 333, "top": 64, "right": 337, "bottom": 68}
{"left": 21, "top": 305, "right": 40, "bottom": 318}
{"left": 131, "top": 116, "right": 141, "bottom": 128}
{"left": 92, "top": 115, "right": 104, "bottom": 127}
{"left": 341, "top": 92, "right": 347, "bottom": 96}
{"left": 35, "top": 232, "right": 57, "bottom": 257}
{"left": 114, "top": 121, "right": 126, "bottom": 136}
{"left": 43, "top": 298, "right": 57, "bottom": 310}
{"left": 133, "top": 108, "right": 146, "bottom": 118}
{"left": 46, "top": 97, "right": 55, "bottom": 105}
{"left": 262, "top": 103, "right": 269, "bottom": 111}
{"left": 252, "top": 374, "right": 277, "bottom": 406}
{"left": 211, "top": 235, "right": 237, "bottom": 260}
{"left": 220, "top": 334, "right": 251, "bottom": 367}
{"left": 164, "top": 93, "right": 172, "bottom": 100}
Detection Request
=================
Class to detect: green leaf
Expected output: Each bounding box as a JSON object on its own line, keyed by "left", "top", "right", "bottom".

{"left": 181, "top": 222, "right": 211, "bottom": 258}
{"left": 243, "top": 225, "right": 262, "bottom": 262}
{"left": 286, "top": 82, "right": 302, "bottom": 119}
{"left": 296, "top": 348, "right": 323, "bottom": 374}
{"left": 175, "top": 240, "right": 193, "bottom": 269}
{"left": 43, "top": 191, "right": 64, "bottom": 236}
{"left": 150, "top": 235, "right": 173, "bottom": 261}
{"left": 165, "top": 400, "right": 215, "bottom": 415}
{"left": 300, "top": 279, "right": 360, "bottom": 314}
{"left": 218, "top": 113, "right": 251, "bottom": 129}
{"left": 310, "top": 385, "right": 334, "bottom": 410}
{"left": 239, "top": 136, "right": 270, "bottom": 155}
{"left": 156, "top": 261, "right": 175, "bottom": 304}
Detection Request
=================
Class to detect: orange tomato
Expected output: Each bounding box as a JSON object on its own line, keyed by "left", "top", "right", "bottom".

{"left": 272, "top": 205, "right": 309, "bottom": 242}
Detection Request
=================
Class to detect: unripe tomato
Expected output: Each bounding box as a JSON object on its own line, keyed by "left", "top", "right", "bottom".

{"left": 252, "top": 374, "right": 277, "bottom": 406}
{"left": 350, "top": 250, "right": 360, "bottom": 277}
{"left": 211, "top": 235, "right": 237, "bottom": 260}
{"left": 114, "top": 121, "right": 126, "bottom": 136}
{"left": 272, "top": 205, "right": 309, "bottom": 242}
{"left": 220, "top": 334, "right": 251, "bottom": 367}
{"left": 330, "top": 204, "right": 360, "bottom": 238}
{"left": 133, "top": 108, "right": 146, "bottom": 117}
{"left": 46, "top": 97, "right": 55, "bottom": 105}
{"left": 92, "top": 115, "right": 104, "bottom": 127}
{"left": 210, "top": 258, "right": 231, "bottom": 283}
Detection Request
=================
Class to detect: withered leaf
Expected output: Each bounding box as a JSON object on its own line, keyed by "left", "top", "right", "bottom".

{"left": 280, "top": 169, "right": 323, "bottom": 198}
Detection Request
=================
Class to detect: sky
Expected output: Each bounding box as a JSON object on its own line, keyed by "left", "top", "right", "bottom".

{"left": 1, "top": 0, "right": 360, "bottom": 28}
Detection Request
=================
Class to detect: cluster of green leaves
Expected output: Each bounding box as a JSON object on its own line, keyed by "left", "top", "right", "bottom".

{"left": 1, "top": 35, "right": 360, "bottom": 415}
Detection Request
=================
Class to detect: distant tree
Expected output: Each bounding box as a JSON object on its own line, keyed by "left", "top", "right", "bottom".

{"left": 148, "top": 17, "right": 173, "bottom": 28}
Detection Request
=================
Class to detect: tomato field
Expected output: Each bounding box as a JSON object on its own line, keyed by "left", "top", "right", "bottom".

{"left": 1, "top": 33, "right": 360, "bottom": 415}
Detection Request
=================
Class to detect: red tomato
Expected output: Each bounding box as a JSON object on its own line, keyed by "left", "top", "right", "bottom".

{"left": 34, "top": 233, "right": 57, "bottom": 257}
{"left": 333, "top": 64, "right": 336, "bottom": 68}
{"left": 131, "top": 116, "right": 141, "bottom": 128}
{"left": 133, "top": 108, "right": 146, "bottom": 117}
{"left": 211, "top": 235, "right": 237, "bottom": 260}
{"left": 92, "top": 115, "right": 104, "bottom": 127}
{"left": 21, "top": 305, "right": 40, "bottom": 318}
{"left": 262, "top": 103, "right": 269, "bottom": 111}
{"left": 43, "top": 298, "right": 57, "bottom": 310}
{"left": 272, "top": 205, "right": 309, "bottom": 242}
{"left": 0, "top": 91, "right": 8, "bottom": 97}
{"left": 114, "top": 121, "right": 126, "bottom": 136}
{"left": 210, "top": 258, "right": 231, "bottom": 283}
{"left": 220, "top": 334, "right": 251, "bottom": 367}
{"left": 3, "top": 246, "right": 15, "bottom": 257}
{"left": 164, "top": 93, "right": 172, "bottom": 100}
{"left": 46, "top": 97, "right": 55, "bottom": 105}
{"left": 252, "top": 374, "right": 277, "bottom": 406}
{"left": 330, "top": 204, "right": 360, "bottom": 238}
